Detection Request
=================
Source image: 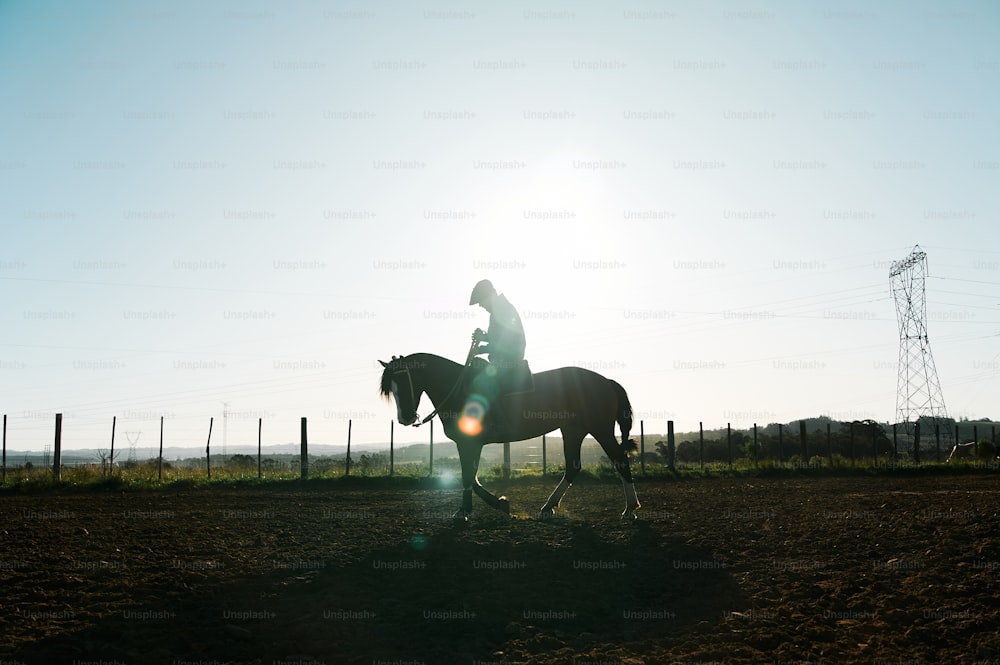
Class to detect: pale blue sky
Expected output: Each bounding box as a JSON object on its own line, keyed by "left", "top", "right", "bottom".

{"left": 1, "top": 1, "right": 998, "bottom": 452}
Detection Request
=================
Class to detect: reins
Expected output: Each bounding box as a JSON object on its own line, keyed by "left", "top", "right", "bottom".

{"left": 414, "top": 340, "right": 479, "bottom": 426}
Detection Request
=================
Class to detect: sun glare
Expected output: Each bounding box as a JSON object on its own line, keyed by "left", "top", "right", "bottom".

{"left": 458, "top": 397, "right": 487, "bottom": 436}
{"left": 458, "top": 416, "right": 483, "bottom": 437}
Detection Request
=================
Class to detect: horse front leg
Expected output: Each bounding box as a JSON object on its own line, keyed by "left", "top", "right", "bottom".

{"left": 454, "top": 442, "right": 482, "bottom": 522}
{"left": 456, "top": 442, "right": 510, "bottom": 519}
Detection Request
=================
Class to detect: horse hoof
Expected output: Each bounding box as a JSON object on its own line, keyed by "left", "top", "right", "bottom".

{"left": 538, "top": 508, "right": 555, "bottom": 520}
{"left": 621, "top": 509, "right": 639, "bottom": 521}
{"left": 497, "top": 496, "right": 510, "bottom": 515}
{"left": 452, "top": 510, "right": 470, "bottom": 523}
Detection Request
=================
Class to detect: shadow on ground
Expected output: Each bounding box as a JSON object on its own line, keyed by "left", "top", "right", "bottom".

{"left": 12, "top": 516, "right": 746, "bottom": 665}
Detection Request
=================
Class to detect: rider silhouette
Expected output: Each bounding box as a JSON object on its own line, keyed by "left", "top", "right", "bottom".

{"left": 469, "top": 279, "right": 525, "bottom": 383}
{"left": 466, "top": 280, "right": 527, "bottom": 436}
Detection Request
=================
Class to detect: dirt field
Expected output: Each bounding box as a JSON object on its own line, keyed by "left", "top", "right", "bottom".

{"left": 2, "top": 472, "right": 999, "bottom": 665}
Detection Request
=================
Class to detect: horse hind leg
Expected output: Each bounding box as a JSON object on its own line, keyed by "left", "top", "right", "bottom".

{"left": 594, "top": 431, "right": 641, "bottom": 520}
{"left": 539, "top": 429, "right": 584, "bottom": 519}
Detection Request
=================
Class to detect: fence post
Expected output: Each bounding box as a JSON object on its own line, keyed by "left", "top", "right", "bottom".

{"left": 300, "top": 417, "right": 308, "bottom": 479}
{"left": 892, "top": 422, "right": 897, "bottom": 460}
{"left": 667, "top": 420, "right": 675, "bottom": 471}
{"left": 640, "top": 420, "right": 645, "bottom": 475}
{"left": 502, "top": 439, "right": 509, "bottom": 480}
{"left": 542, "top": 434, "right": 547, "bottom": 475}
{"left": 430, "top": 421, "right": 436, "bottom": 478}
{"left": 206, "top": 417, "right": 213, "bottom": 479}
{"left": 935, "top": 423, "right": 941, "bottom": 463}
{"left": 778, "top": 423, "right": 784, "bottom": 464}
{"left": 799, "top": 420, "right": 807, "bottom": 463}
{"left": 872, "top": 421, "right": 878, "bottom": 467}
{"left": 2, "top": 414, "right": 6, "bottom": 485}
{"left": 827, "top": 422, "right": 833, "bottom": 464}
{"left": 158, "top": 416, "right": 164, "bottom": 482}
{"left": 699, "top": 422, "right": 704, "bottom": 470}
{"left": 727, "top": 423, "right": 732, "bottom": 468}
{"left": 53, "top": 413, "right": 63, "bottom": 481}
{"left": 345, "top": 419, "right": 352, "bottom": 477}
{"left": 257, "top": 417, "right": 262, "bottom": 479}
{"left": 849, "top": 421, "right": 855, "bottom": 465}
{"left": 913, "top": 421, "right": 921, "bottom": 464}
{"left": 753, "top": 423, "right": 758, "bottom": 468}
{"left": 389, "top": 420, "right": 394, "bottom": 477}
{"left": 110, "top": 415, "right": 117, "bottom": 477}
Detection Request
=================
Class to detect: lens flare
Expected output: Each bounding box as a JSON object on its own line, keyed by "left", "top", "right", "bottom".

{"left": 458, "top": 416, "right": 482, "bottom": 436}
{"left": 458, "top": 395, "right": 488, "bottom": 436}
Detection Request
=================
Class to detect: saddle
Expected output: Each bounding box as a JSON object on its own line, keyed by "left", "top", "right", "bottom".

{"left": 466, "top": 358, "right": 534, "bottom": 397}
{"left": 457, "top": 359, "right": 532, "bottom": 441}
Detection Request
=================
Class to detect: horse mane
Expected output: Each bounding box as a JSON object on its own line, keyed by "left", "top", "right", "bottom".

{"left": 378, "top": 355, "right": 404, "bottom": 400}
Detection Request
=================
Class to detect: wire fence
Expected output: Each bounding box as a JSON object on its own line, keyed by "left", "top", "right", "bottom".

{"left": 3, "top": 414, "right": 999, "bottom": 487}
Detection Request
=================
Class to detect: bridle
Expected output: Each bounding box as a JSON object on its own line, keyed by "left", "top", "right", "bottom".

{"left": 390, "top": 364, "right": 420, "bottom": 423}
{"left": 393, "top": 341, "right": 480, "bottom": 427}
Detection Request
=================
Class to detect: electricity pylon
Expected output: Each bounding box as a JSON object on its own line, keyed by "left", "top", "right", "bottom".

{"left": 889, "top": 245, "right": 952, "bottom": 443}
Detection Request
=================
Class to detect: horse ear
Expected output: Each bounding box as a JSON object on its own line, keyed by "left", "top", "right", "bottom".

{"left": 379, "top": 360, "right": 388, "bottom": 368}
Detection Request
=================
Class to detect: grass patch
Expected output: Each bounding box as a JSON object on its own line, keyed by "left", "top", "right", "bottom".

{"left": 2, "top": 457, "right": 996, "bottom": 495}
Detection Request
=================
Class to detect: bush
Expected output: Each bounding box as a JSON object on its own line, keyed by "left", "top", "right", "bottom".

{"left": 976, "top": 439, "right": 996, "bottom": 459}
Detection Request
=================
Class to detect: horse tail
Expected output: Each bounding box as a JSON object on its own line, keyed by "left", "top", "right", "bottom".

{"left": 611, "top": 380, "right": 639, "bottom": 455}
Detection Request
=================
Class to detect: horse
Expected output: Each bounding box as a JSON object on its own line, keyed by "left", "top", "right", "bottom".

{"left": 378, "top": 350, "right": 640, "bottom": 520}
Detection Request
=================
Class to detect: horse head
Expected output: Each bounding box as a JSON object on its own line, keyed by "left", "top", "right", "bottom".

{"left": 378, "top": 354, "right": 426, "bottom": 426}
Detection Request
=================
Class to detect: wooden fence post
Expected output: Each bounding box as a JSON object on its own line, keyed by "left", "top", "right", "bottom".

{"left": 799, "top": 420, "right": 807, "bottom": 463}
{"left": 935, "top": 423, "right": 941, "bottom": 463}
{"left": 699, "top": 422, "right": 704, "bottom": 470}
{"left": 542, "top": 434, "right": 547, "bottom": 475}
{"left": 345, "top": 419, "right": 352, "bottom": 477}
{"left": 206, "top": 417, "right": 213, "bottom": 479}
{"left": 257, "top": 417, "right": 262, "bottom": 479}
{"left": 2, "top": 414, "right": 6, "bottom": 485}
{"left": 110, "top": 415, "right": 117, "bottom": 477}
{"left": 666, "top": 420, "right": 675, "bottom": 471}
{"left": 827, "top": 422, "right": 832, "bottom": 464}
{"left": 849, "top": 421, "right": 855, "bottom": 465}
{"left": 753, "top": 423, "right": 758, "bottom": 468}
{"left": 300, "top": 417, "right": 308, "bottom": 479}
{"left": 727, "top": 423, "right": 732, "bottom": 468}
{"left": 913, "top": 421, "right": 921, "bottom": 464}
{"left": 389, "top": 420, "right": 394, "bottom": 477}
{"left": 53, "top": 413, "right": 63, "bottom": 481}
{"left": 502, "top": 439, "right": 509, "bottom": 479}
{"left": 640, "top": 420, "right": 645, "bottom": 475}
{"left": 872, "top": 421, "right": 878, "bottom": 466}
{"left": 430, "top": 420, "right": 436, "bottom": 478}
{"left": 158, "top": 416, "right": 164, "bottom": 481}
{"left": 778, "top": 423, "right": 784, "bottom": 464}
{"left": 892, "top": 422, "right": 897, "bottom": 460}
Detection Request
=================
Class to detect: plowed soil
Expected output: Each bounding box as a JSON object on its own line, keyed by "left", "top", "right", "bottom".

{"left": 2, "top": 473, "right": 998, "bottom": 664}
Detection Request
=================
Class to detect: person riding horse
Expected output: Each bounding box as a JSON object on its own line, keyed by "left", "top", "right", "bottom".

{"left": 379, "top": 284, "right": 639, "bottom": 520}
{"left": 467, "top": 280, "right": 530, "bottom": 435}
{"left": 469, "top": 279, "right": 526, "bottom": 384}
